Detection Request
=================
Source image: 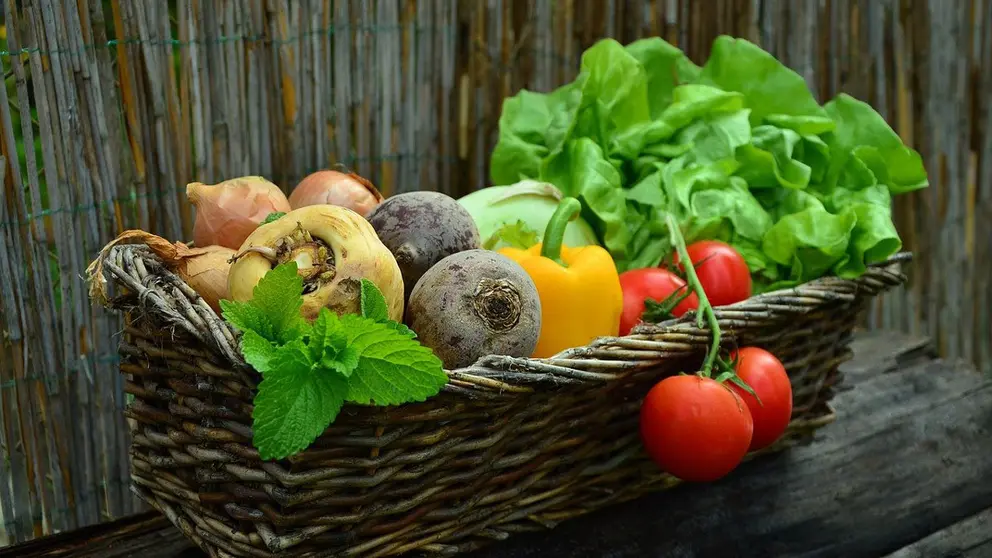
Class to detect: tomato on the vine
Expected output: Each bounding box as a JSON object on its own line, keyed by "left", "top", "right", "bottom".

{"left": 639, "top": 375, "right": 754, "bottom": 482}
{"left": 618, "top": 268, "right": 699, "bottom": 336}
{"left": 672, "top": 240, "right": 752, "bottom": 307}
{"left": 728, "top": 347, "right": 793, "bottom": 451}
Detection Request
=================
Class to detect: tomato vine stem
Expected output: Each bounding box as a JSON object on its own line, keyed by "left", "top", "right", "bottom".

{"left": 664, "top": 213, "right": 721, "bottom": 378}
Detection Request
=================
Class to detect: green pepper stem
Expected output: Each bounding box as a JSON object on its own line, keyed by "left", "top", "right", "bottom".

{"left": 540, "top": 196, "right": 582, "bottom": 264}
{"left": 664, "top": 214, "right": 721, "bottom": 377}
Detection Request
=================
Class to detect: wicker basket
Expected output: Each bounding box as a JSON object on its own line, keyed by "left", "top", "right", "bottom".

{"left": 89, "top": 243, "right": 910, "bottom": 557}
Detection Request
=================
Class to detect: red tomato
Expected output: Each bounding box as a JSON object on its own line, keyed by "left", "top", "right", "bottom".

{"left": 618, "top": 268, "right": 700, "bottom": 336}
{"left": 728, "top": 347, "right": 793, "bottom": 451}
{"left": 672, "top": 240, "right": 752, "bottom": 307}
{"left": 639, "top": 375, "right": 754, "bottom": 482}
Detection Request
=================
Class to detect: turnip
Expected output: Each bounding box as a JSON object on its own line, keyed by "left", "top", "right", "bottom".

{"left": 228, "top": 205, "right": 405, "bottom": 322}
{"left": 366, "top": 191, "right": 481, "bottom": 302}
{"left": 406, "top": 249, "right": 541, "bottom": 369}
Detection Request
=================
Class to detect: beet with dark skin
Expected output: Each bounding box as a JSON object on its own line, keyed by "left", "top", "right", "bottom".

{"left": 366, "top": 191, "right": 481, "bottom": 302}
{"left": 406, "top": 249, "right": 542, "bottom": 369}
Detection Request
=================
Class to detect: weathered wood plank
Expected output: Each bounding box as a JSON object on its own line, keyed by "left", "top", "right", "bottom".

{"left": 4, "top": 332, "right": 989, "bottom": 558}
{"left": 463, "top": 351, "right": 992, "bottom": 558}
{"left": 836, "top": 329, "right": 934, "bottom": 384}
{"left": 886, "top": 507, "right": 992, "bottom": 558}
{"left": 1, "top": 512, "right": 196, "bottom": 558}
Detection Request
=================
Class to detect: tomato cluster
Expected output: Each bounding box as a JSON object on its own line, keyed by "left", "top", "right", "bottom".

{"left": 639, "top": 346, "right": 793, "bottom": 482}
{"left": 618, "top": 239, "right": 754, "bottom": 335}
{"left": 625, "top": 240, "right": 794, "bottom": 482}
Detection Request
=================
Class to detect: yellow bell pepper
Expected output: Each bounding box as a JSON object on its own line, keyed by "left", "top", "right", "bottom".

{"left": 498, "top": 197, "right": 623, "bottom": 358}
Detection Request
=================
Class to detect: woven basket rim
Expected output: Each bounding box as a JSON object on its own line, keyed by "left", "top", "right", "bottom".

{"left": 91, "top": 245, "right": 910, "bottom": 391}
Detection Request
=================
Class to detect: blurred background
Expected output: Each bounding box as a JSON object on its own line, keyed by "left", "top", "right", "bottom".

{"left": 0, "top": 0, "right": 988, "bottom": 549}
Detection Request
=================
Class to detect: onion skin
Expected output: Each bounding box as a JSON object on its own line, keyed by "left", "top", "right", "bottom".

{"left": 85, "top": 230, "right": 233, "bottom": 313}
{"left": 187, "top": 176, "right": 292, "bottom": 250}
{"left": 228, "top": 205, "right": 404, "bottom": 322}
{"left": 180, "top": 246, "right": 235, "bottom": 312}
{"left": 288, "top": 170, "right": 384, "bottom": 216}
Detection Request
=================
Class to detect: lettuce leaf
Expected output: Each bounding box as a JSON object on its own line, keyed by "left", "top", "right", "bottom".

{"left": 489, "top": 35, "right": 928, "bottom": 289}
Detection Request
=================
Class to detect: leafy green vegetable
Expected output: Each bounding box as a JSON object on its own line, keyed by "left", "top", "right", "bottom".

{"left": 221, "top": 264, "right": 447, "bottom": 461}
{"left": 489, "top": 35, "right": 928, "bottom": 290}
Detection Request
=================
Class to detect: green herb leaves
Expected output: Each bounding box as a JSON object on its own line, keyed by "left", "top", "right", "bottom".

{"left": 360, "top": 278, "right": 416, "bottom": 339}
{"left": 340, "top": 314, "right": 447, "bottom": 405}
{"left": 223, "top": 263, "right": 305, "bottom": 344}
{"left": 221, "top": 264, "right": 447, "bottom": 461}
{"left": 250, "top": 342, "right": 348, "bottom": 460}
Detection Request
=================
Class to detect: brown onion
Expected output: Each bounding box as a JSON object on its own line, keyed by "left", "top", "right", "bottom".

{"left": 288, "top": 170, "right": 384, "bottom": 216}
{"left": 187, "top": 176, "right": 292, "bottom": 250}
{"left": 86, "top": 230, "right": 234, "bottom": 313}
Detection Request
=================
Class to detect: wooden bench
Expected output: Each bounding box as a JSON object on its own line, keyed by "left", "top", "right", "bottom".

{"left": 5, "top": 331, "right": 991, "bottom": 558}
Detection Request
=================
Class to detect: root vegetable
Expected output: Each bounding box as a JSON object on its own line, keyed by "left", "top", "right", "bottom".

{"left": 406, "top": 249, "right": 541, "bottom": 369}
{"left": 228, "top": 205, "right": 404, "bottom": 322}
{"left": 85, "top": 230, "right": 234, "bottom": 312}
{"left": 187, "top": 176, "right": 292, "bottom": 250}
{"left": 366, "top": 191, "right": 481, "bottom": 302}
{"left": 180, "top": 246, "right": 236, "bottom": 313}
{"left": 288, "top": 170, "right": 384, "bottom": 216}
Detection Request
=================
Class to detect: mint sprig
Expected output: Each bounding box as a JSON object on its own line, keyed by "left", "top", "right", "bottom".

{"left": 250, "top": 340, "right": 348, "bottom": 459}
{"left": 220, "top": 264, "right": 446, "bottom": 461}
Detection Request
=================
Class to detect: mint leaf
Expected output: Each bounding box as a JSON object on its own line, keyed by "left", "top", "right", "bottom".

{"left": 224, "top": 265, "right": 446, "bottom": 461}
{"left": 309, "top": 309, "right": 347, "bottom": 360}
{"left": 251, "top": 347, "right": 348, "bottom": 461}
{"left": 309, "top": 309, "right": 359, "bottom": 377}
{"left": 251, "top": 263, "right": 307, "bottom": 342}
{"left": 240, "top": 329, "right": 280, "bottom": 371}
{"left": 322, "top": 345, "right": 360, "bottom": 377}
{"left": 261, "top": 211, "right": 286, "bottom": 225}
{"left": 339, "top": 314, "right": 447, "bottom": 406}
{"left": 360, "top": 278, "right": 390, "bottom": 322}
{"left": 359, "top": 278, "right": 416, "bottom": 339}
{"left": 220, "top": 300, "right": 277, "bottom": 341}
{"left": 385, "top": 321, "right": 417, "bottom": 340}
{"left": 221, "top": 262, "right": 306, "bottom": 343}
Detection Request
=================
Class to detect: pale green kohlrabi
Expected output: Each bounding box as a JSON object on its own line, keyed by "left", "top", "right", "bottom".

{"left": 457, "top": 180, "right": 600, "bottom": 251}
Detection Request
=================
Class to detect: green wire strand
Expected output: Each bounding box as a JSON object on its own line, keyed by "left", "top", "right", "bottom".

{"left": 0, "top": 23, "right": 457, "bottom": 58}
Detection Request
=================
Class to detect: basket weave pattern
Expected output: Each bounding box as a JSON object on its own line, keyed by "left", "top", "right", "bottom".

{"left": 96, "top": 244, "right": 910, "bottom": 557}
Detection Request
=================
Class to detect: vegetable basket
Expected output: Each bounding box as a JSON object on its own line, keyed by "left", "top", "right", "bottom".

{"left": 89, "top": 242, "right": 910, "bottom": 557}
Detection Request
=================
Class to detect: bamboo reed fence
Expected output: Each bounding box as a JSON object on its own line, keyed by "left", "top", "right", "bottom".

{"left": 0, "top": 0, "right": 988, "bottom": 549}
